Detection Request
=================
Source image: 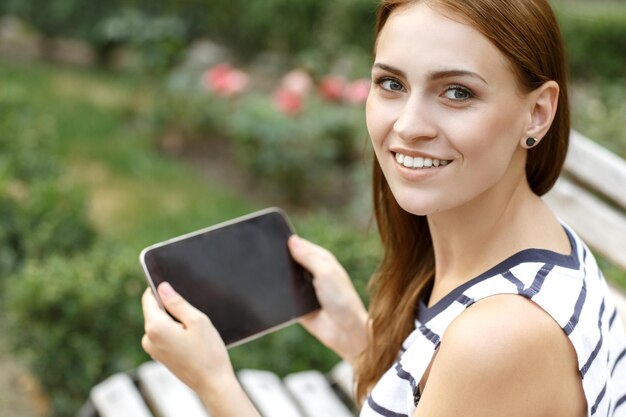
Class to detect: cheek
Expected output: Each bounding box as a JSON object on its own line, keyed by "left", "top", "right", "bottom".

{"left": 365, "top": 96, "right": 396, "bottom": 150}
{"left": 365, "top": 96, "right": 381, "bottom": 145}
{"left": 457, "top": 105, "right": 523, "bottom": 158}
{"left": 454, "top": 113, "right": 525, "bottom": 188}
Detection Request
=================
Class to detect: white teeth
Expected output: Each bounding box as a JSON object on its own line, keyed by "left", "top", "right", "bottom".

{"left": 394, "top": 153, "right": 450, "bottom": 169}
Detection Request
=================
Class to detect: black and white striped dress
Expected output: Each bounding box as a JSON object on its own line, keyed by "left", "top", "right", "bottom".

{"left": 360, "top": 224, "right": 626, "bottom": 417}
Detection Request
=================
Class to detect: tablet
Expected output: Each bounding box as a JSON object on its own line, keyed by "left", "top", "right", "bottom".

{"left": 140, "top": 207, "right": 320, "bottom": 347}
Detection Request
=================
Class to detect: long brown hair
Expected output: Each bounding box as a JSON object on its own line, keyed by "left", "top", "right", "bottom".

{"left": 356, "top": 0, "right": 570, "bottom": 402}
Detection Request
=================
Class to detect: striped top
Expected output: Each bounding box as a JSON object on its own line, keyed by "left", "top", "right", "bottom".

{"left": 360, "top": 224, "right": 626, "bottom": 417}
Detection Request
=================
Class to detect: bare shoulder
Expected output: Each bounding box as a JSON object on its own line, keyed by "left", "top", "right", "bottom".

{"left": 414, "top": 294, "right": 586, "bottom": 417}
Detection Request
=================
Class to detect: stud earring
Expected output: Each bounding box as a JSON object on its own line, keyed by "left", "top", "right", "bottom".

{"left": 525, "top": 137, "right": 538, "bottom": 148}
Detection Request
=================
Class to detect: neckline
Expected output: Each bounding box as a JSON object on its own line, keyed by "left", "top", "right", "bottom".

{"left": 416, "top": 224, "right": 580, "bottom": 324}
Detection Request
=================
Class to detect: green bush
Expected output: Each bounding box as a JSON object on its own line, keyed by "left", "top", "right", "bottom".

{"left": 0, "top": 98, "right": 94, "bottom": 279}
{"left": 556, "top": 3, "right": 626, "bottom": 80}
{"left": 96, "top": 9, "right": 188, "bottom": 73}
{"left": 0, "top": 0, "right": 376, "bottom": 74}
{"left": 0, "top": 179, "right": 94, "bottom": 277}
{"left": 228, "top": 94, "right": 367, "bottom": 204}
{"left": 5, "top": 243, "right": 147, "bottom": 416}
{"left": 150, "top": 83, "right": 233, "bottom": 143}
{"left": 4, "top": 0, "right": 624, "bottom": 79}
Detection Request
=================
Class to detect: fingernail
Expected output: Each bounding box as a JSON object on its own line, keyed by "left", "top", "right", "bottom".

{"left": 159, "top": 282, "right": 174, "bottom": 299}
{"left": 290, "top": 235, "right": 302, "bottom": 247}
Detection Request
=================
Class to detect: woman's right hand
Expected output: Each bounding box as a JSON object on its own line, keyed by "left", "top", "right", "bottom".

{"left": 142, "top": 283, "right": 262, "bottom": 417}
{"left": 288, "top": 235, "right": 369, "bottom": 366}
{"left": 141, "top": 283, "right": 234, "bottom": 394}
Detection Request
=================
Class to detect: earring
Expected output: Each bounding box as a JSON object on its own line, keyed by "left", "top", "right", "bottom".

{"left": 525, "top": 137, "right": 538, "bottom": 148}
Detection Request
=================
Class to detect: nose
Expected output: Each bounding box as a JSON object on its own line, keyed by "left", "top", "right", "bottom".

{"left": 393, "top": 96, "right": 437, "bottom": 142}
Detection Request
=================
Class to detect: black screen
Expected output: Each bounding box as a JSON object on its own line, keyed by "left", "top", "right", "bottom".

{"left": 141, "top": 209, "right": 320, "bottom": 346}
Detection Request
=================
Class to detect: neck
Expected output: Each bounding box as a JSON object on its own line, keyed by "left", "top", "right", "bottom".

{"left": 425, "top": 174, "right": 567, "bottom": 305}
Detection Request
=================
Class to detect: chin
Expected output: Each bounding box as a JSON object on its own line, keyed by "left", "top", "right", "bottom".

{"left": 393, "top": 195, "right": 439, "bottom": 217}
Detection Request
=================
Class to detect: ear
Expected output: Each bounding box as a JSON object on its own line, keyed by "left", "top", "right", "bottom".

{"left": 522, "top": 80, "right": 559, "bottom": 145}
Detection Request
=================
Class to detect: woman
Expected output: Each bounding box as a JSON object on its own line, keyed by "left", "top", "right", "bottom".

{"left": 141, "top": 0, "right": 626, "bottom": 416}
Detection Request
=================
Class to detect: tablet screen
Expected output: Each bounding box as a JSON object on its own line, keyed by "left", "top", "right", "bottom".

{"left": 140, "top": 208, "right": 320, "bottom": 347}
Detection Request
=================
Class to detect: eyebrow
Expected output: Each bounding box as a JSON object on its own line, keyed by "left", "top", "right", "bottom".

{"left": 372, "top": 63, "right": 488, "bottom": 85}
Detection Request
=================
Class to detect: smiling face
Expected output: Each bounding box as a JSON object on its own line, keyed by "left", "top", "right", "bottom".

{"left": 366, "top": 2, "right": 537, "bottom": 216}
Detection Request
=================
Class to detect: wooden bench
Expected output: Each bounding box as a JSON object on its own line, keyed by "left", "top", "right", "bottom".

{"left": 545, "top": 130, "right": 626, "bottom": 321}
{"left": 78, "top": 129, "right": 626, "bottom": 417}
{"left": 77, "top": 360, "right": 356, "bottom": 417}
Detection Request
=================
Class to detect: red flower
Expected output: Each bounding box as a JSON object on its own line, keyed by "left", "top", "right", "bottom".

{"left": 273, "top": 88, "right": 303, "bottom": 115}
{"left": 343, "top": 78, "right": 371, "bottom": 104}
{"left": 202, "top": 63, "right": 250, "bottom": 97}
{"left": 318, "top": 75, "right": 348, "bottom": 102}
{"left": 280, "top": 69, "right": 313, "bottom": 97}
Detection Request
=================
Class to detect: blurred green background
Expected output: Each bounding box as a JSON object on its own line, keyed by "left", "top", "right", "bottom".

{"left": 0, "top": 0, "right": 624, "bottom": 416}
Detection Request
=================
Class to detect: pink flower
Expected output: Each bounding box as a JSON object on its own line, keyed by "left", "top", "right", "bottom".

{"left": 273, "top": 88, "right": 303, "bottom": 115}
{"left": 280, "top": 69, "right": 313, "bottom": 97}
{"left": 202, "top": 63, "right": 250, "bottom": 97}
{"left": 318, "top": 75, "right": 348, "bottom": 102}
{"left": 343, "top": 78, "right": 371, "bottom": 104}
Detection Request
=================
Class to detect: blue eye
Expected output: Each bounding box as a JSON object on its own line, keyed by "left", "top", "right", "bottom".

{"left": 379, "top": 78, "right": 404, "bottom": 92}
{"left": 443, "top": 86, "right": 472, "bottom": 101}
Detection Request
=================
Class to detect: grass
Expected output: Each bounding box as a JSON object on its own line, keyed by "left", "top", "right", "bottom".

{"left": 1, "top": 60, "right": 260, "bottom": 249}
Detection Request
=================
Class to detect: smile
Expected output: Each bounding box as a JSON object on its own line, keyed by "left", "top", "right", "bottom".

{"left": 394, "top": 152, "right": 451, "bottom": 169}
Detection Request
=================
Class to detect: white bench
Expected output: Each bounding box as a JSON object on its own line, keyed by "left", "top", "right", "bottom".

{"left": 78, "top": 361, "right": 356, "bottom": 417}
{"left": 545, "top": 130, "right": 626, "bottom": 322}
{"left": 79, "top": 129, "right": 626, "bottom": 417}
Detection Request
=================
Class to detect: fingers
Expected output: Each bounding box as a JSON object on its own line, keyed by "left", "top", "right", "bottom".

{"left": 142, "top": 287, "right": 172, "bottom": 357}
{"left": 157, "top": 282, "right": 206, "bottom": 326}
{"left": 288, "top": 235, "right": 336, "bottom": 276}
{"left": 142, "top": 287, "right": 166, "bottom": 322}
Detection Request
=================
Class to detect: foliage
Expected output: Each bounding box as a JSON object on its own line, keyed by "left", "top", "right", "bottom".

{"left": 0, "top": 88, "right": 94, "bottom": 279}
{"left": 569, "top": 79, "right": 626, "bottom": 158}
{"left": 154, "top": 63, "right": 370, "bottom": 206}
{"left": 2, "top": 0, "right": 625, "bottom": 79}
{"left": 228, "top": 94, "right": 367, "bottom": 204}
{"left": 96, "top": 9, "right": 187, "bottom": 73}
{"left": 5, "top": 243, "right": 147, "bottom": 416}
{"left": 0, "top": 0, "right": 376, "bottom": 72}
{"left": 555, "top": 2, "right": 626, "bottom": 80}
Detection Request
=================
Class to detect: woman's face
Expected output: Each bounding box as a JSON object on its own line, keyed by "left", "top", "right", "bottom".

{"left": 366, "top": 2, "right": 535, "bottom": 216}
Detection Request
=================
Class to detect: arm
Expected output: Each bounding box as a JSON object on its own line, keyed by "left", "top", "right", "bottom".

{"left": 413, "top": 295, "right": 586, "bottom": 417}
{"left": 288, "top": 235, "right": 369, "bottom": 368}
{"left": 141, "top": 283, "right": 261, "bottom": 417}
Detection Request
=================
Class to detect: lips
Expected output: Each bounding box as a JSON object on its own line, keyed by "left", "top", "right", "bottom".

{"left": 394, "top": 152, "right": 452, "bottom": 169}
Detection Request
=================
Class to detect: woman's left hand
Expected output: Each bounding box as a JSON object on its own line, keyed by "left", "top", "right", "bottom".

{"left": 141, "top": 282, "right": 233, "bottom": 394}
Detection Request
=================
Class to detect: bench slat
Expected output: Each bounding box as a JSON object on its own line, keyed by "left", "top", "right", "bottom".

{"left": 137, "top": 361, "right": 210, "bottom": 417}
{"left": 546, "top": 177, "right": 626, "bottom": 271}
{"left": 238, "top": 369, "right": 305, "bottom": 417}
{"left": 565, "top": 130, "right": 626, "bottom": 209}
{"left": 329, "top": 360, "right": 355, "bottom": 402}
{"left": 284, "top": 370, "right": 355, "bottom": 417}
{"left": 90, "top": 373, "right": 154, "bottom": 417}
